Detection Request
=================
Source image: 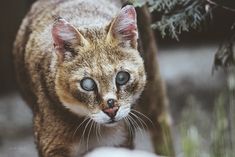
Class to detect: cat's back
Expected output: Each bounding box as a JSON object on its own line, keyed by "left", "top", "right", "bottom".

{"left": 29, "top": 0, "right": 121, "bottom": 31}
{"left": 15, "top": 0, "right": 122, "bottom": 53}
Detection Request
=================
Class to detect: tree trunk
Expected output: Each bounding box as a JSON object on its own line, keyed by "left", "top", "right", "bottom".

{"left": 136, "top": 5, "right": 175, "bottom": 156}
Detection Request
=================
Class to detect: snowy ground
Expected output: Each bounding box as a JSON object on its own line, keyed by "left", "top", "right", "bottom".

{"left": 0, "top": 43, "right": 225, "bottom": 157}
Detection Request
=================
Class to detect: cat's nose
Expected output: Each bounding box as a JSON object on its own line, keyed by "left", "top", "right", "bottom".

{"left": 107, "top": 99, "right": 115, "bottom": 108}
{"left": 103, "top": 106, "right": 119, "bottom": 119}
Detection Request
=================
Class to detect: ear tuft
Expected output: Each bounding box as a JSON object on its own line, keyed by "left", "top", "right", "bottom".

{"left": 107, "top": 5, "right": 138, "bottom": 49}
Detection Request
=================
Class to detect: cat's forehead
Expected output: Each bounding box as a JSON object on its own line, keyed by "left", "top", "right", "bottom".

{"left": 75, "top": 42, "right": 128, "bottom": 67}
{"left": 75, "top": 48, "right": 124, "bottom": 76}
{"left": 69, "top": 46, "right": 139, "bottom": 80}
{"left": 72, "top": 29, "right": 137, "bottom": 63}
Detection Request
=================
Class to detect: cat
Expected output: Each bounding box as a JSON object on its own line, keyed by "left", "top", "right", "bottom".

{"left": 13, "top": 0, "right": 155, "bottom": 156}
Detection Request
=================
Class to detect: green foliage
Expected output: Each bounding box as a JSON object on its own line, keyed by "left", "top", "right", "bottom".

{"left": 151, "top": 0, "right": 211, "bottom": 40}
{"left": 148, "top": 0, "right": 180, "bottom": 13}
{"left": 210, "top": 94, "right": 231, "bottom": 157}
{"left": 181, "top": 126, "right": 202, "bottom": 157}
{"left": 132, "top": 0, "right": 212, "bottom": 40}
{"left": 133, "top": 0, "right": 235, "bottom": 40}
{"left": 180, "top": 96, "right": 211, "bottom": 157}
{"left": 179, "top": 93, "right": 235, "bottom": 157}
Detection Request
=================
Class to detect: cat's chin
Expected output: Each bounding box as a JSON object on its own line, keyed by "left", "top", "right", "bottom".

{"left": 102, "top": 119, "right": 122, "bottom": 127}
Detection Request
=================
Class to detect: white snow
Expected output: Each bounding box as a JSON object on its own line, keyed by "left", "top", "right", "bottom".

{"left": 84, "top": 147, "right": 162, "bottom": 157}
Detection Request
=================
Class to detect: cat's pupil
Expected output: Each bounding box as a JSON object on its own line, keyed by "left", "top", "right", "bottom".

{"left": 116, "top": 71, "right": 130, "bottom": 86}
{"left": 80, "top": 78, "right": 96, "bottom": 91}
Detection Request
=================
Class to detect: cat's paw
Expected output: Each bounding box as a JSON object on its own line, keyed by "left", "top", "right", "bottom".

{"left": 84, "top": 147, "right": 162, "bottom": 157}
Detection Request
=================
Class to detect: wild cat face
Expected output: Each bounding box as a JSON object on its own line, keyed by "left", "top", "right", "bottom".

{"left": 52, "top": 6, "right": 146, "bottom": 124}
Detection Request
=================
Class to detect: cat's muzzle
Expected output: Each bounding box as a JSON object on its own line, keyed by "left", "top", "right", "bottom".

{"left": 102, "top": 106, "right": 119, "bottom": 119}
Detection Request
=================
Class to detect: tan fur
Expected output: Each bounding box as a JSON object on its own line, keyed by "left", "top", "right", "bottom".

{"left": 13, "top": 0, "right": 148, "bottom": 157}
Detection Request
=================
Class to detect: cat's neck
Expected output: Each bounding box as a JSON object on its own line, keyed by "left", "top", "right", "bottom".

{"left": 73, "top": 119, "right": 131, "bottom": 155}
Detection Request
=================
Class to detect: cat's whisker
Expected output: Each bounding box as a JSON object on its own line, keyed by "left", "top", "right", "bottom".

{"left": 123, "top": 118, "right": 130, "bottom": 135}
{"left": 74, "top": 117, "right": 90, "bottom": 150}
{"left": 130, "top": 112, "right": 148, "bottom": 131}
{"left": 72, "top": 117, "right": 89, "bottom": 138}
{"left": 80, "top": 119, "right": 92, "bottom": 149}
{"left": 126, "top": 115, "right": 139, "bottom": 138}
{"left": 128, "top": 115, "right": 139, "bottom": 130}
{"left": 129, "top": 118, "right": 136, "bottom": 138}
{"left": 124, "top": 117, "right": 134, "bottom": 138}
{"left": 131, "top": 109, "right": 154, "bottom": 127}
{"left": 124, "top": 117, "right": 132, "bottom": 139}
{"left": 94, "top": 122, "right": 100, "bottom": 144}
{"left": 128, "top": 114, "right": 144, "bottom": 138}
{"left": 98, "top": 123, "right": 102, "bottom": 140}
{"left": 127, "top": 116, "right": 135, "bottom": 137}
{"left": 130, "top": 112, "right": 145, "bottom": 129}
{"left": 136, "top": 113, "right": 149, "bottom": 130}
{"left": 86, "top": 120, "right": 94, "bottom": 151}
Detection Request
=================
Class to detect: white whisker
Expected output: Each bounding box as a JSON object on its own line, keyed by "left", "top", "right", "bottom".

{"left": 94, "top": 122, "right": 101, "bottom": 144}
{"left": 131, "top": 109, "right": 154, "bottom": 127}
{"left": 98, "top": 123, "right": 102, "bottom": 140}
{"left": 128, "top": 114, "right": 144, "bottom": 138}
{"left": 86, "top": 120, "right": 94, "bottom": 151}
{"left": 130, "top": 112, "right": 148, "bottom": 130}
{"left": 73, "top": 117, "right": 89, "bottom": 137}
{"left": 79, "top": 119, "right": 92, "bottom": 150}
{"left": 126, "top": 115, "right": 137, "bottom": 138}
{"left": 124, "top": 117, "right": 134, "bottom": 138}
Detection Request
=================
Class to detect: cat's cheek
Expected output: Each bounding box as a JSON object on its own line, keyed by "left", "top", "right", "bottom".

{"left": 62, "top": 102, "right": 90, "bottom": 116}
{"left": 115, "top": 105, "right": 131, "bottom": 121}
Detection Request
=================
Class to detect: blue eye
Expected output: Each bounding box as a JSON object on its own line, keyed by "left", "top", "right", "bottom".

{"left": 80, "top": 78, "right": 96, "bottom": 91}
{"left": 116, "top": 71, "right": 130, "bottom": 86}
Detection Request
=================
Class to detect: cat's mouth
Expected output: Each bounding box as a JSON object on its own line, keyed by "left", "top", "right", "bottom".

{"left": 106, "top": 119, "right": 117, "bottom": 124}
{"left": 102, "top": 114, "right": 125, "bottom": 126}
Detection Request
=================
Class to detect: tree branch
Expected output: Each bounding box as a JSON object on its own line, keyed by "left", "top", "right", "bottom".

{"left": 206, "top": 0, "right": 235, "bottom": 12}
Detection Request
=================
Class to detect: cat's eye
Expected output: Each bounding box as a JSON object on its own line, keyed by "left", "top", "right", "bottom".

{"left": 116, "top": 71, "right": 130, "bottom": 86}
{"left": 80, "top": 78, "right": 96, "bottom": 91}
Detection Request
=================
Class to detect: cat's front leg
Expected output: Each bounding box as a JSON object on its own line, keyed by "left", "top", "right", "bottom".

{"left": 38, "top": 147, "right": 73, "bottom": 157}
{"left": 33, "top": 114, "right": 78, "bottom": 157}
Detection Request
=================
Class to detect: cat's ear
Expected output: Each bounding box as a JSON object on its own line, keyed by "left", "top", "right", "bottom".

{"left": 52, "top": 18, "right": 89, "bottom": 61}
{"left": 106, "top": 5, "right": 138, "bottom": 49}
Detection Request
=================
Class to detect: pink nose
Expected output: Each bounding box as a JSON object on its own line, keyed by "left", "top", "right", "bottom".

{"left": 103, "top": 106, "right": 119, "bottom": 118}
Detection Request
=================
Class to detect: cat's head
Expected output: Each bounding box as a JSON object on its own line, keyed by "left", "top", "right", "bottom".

{"left": 52, "top": 5, "right": 146, "bottom": 125}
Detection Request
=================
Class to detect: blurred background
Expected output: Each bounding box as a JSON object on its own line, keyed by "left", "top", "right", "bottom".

{"left": 0, "top": 0, "right": 234, "bottom": 157}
